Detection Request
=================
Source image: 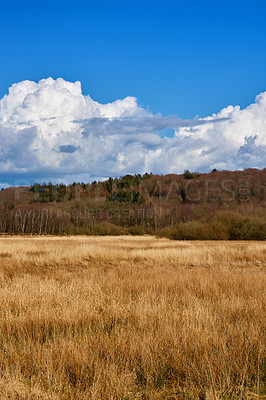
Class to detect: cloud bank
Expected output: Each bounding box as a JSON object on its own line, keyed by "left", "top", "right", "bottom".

{"left": 0, "top": 77, "right": 265, "bottom": 185}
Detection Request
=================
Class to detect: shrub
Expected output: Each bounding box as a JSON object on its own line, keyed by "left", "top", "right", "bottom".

{"left": 183, "top": 169, "right": 194, "bottom": 179}
{"left": 91, "top": 221, "right": 126, "bottom": 236}
{"left": 164, "top": 221, "right": 211, "bottom": 240}
{"left": 211, "top": 211, "right": 266, "bottom": 240}
{"left": 127, "top": 225, "right": 145, "bottom": 235}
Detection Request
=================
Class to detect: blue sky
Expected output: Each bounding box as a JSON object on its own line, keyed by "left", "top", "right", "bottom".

{"left": 0, "top": 0, "right": 265, "bottom": 185}
{"left": 1, "top": 0, "right": 266, "bottom": 118}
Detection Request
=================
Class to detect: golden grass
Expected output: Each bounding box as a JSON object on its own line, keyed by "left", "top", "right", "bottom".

{"left": 0, "top": 236, "right": 265, "bottom": 399}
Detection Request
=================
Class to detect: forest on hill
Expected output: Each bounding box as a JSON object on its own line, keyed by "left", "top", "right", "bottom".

{"left": 0, "top": 168, "right": 265, "bottom": 239}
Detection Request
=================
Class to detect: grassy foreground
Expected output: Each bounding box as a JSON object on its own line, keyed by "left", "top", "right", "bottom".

{"left": 0, "top": 236, "right": 265, "bottom": 399}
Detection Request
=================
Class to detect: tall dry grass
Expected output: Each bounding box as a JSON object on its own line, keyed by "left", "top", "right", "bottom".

{"left": 0, "top": 236, "right": 265, "bottom": 399}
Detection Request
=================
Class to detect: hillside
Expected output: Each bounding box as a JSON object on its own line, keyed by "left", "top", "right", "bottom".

{"left": 0, "top": 168, "right": 265, "bottom": 239}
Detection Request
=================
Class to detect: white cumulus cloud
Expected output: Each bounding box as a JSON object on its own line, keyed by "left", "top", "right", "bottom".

{"left": 0, "top": 77, "right": 265, "bottom": 186}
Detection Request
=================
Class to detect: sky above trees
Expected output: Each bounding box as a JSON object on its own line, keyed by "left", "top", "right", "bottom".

{"left": 0, "top": 0, "right": 265, "bottom": 185}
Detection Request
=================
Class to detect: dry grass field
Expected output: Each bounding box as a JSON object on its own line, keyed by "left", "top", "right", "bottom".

{"left": 0, "top": 236, "right": 265, "bottom": 400}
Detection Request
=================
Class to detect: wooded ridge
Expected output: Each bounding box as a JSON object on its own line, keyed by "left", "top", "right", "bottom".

{"left": 0, "top": 168, "right": 265, "bottom": 239}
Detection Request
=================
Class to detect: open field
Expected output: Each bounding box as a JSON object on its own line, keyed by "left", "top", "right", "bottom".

{"left": 0, "top": 236, "right": 265, "bottom": 399}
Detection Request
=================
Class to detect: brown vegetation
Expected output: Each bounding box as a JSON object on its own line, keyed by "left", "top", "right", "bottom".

{"left": 0, "top": 236, "right": 265, "bottom": 399}
{"left": 0, "top": 169, "right": 265, "bottom": 238}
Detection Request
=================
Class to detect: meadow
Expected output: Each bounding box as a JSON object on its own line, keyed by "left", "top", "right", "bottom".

{"left": 0, "top": 236, "right": 265, "bottom": 399}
